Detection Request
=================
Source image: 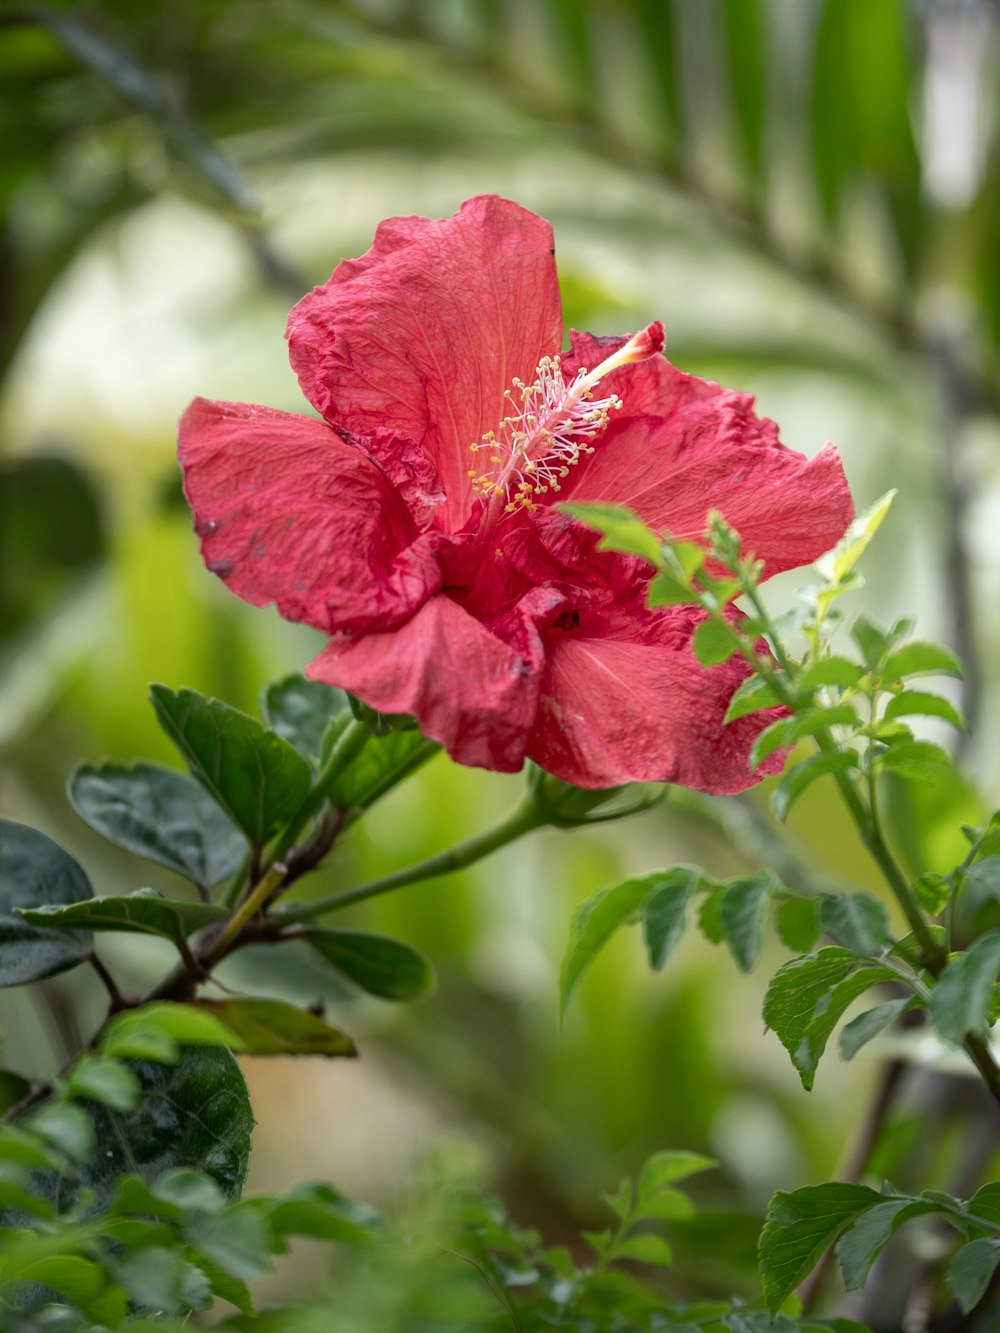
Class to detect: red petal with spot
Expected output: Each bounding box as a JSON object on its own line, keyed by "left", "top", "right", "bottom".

{"left": 286, "top": 195, "right": 563, "bottom": 534}
{"left": 179, "top": 398, "right": 441, "bottom": 634}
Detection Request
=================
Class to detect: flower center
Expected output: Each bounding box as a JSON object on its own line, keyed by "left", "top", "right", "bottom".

{"left": 467, "top": 322, "right": 665, "bottom": 514}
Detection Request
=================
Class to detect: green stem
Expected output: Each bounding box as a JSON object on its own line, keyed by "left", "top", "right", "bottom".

{"left": 267, "top": 716, "right": 373, "bottom": 867}
{"left": 279, "top": 798, "right": 548, "bottom": 924}
{"left": 202, "top": 860, "right": 287, "bottom": 966}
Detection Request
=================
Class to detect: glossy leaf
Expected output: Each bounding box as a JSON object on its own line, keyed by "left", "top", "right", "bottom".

{"left": 149, "top": 685, "right": 312, "bottom": 844}
{"left": 19, "top": 888, "right": 227, "bottom": 942}
{"left": 302, "top": 928, "right": 434, "bottom": 1002}
{"left": 262, "top": 674, "right": 345, "bottom": 763}
{"left": 195, "top": 998, "right": 356, "bottom": 1057}
{"left": 0, "top": 819, "right": 92, "bottom": 986}
{"left": 68, "top": 761, "right": 247, "bottom": 889}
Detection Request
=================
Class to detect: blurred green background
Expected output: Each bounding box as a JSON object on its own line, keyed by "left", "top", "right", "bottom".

{"left": 3, "top": 0, "right": 1000, "bottom": 1312}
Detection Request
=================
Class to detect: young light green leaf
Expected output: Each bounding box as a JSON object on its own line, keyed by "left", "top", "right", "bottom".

{"left": 560, "top": 874, "right": 662, "bottom": 1017}
{"left": 839, "top": 997, "right": 913, "bottom": 1060}
{"left": 750, "top": 704, "right": 857, "bottom": 770}
{"left": 776, "top": 897, "right": 823, "bottom": 952}
{"left": 263, "top": 674, "right": 346, "bottom": 762}
{"left": 929, "top": 931, "right": 1000, "bottom": 1044}
{"left": 819, "top": 490, "right": 896, "bottom": 584}
{"left": 771, "top": 751, "right": 859, "bottom": 823}
{"left": 65, "top": 1056, "right": 142, "bottom": 1110}
{"left": 877, "top": 739, "right": 953, "bottom": 781}
{"left": 101, "top": 1002, "right": 249, "bottom": 1060}
{"left": 947, "top": 1238, "right": 1000, "bottom": 1313}
{"left": 818, "top": 892, "right": 892, "bottom": 957}
{"left": 692, "top": 617, "right": 739, "bottom": 666}
{"left": 612, "top": 1232, "right": 673, "bottom": 1266}
{"left": 719, "top": 872, "right": 774, "bottom": 971}
{"left": 638, "top": 1150, "right": 716, "bottom": 1196}
{"left": 881, "top": 642, "right": 964, "bottom": 683}
{"left": 851, "top": 617, "right": 888, "bottom": 668}
{"left": 18, "top": 889, "right": 227, "bottom": 942}
{"left": 264, "top": 1182, "right": 379, "bottom": 1244}
{"left": 642, "top": 869, "right": 699, "bottom": 970}
{"left": 195, "top": 998, "right": 356, "bottom": 1058}
{"left": 796, "top": 657, "right": 865, "bottom": 693}
{"left": 69, "top": 761, "right": 247, "bottom": 890}
{"left": 724, "top": 677, "right": 782, "bottom": 723}
{"left": 883, "top": 690, "right": 965, "bottom": 731}
{"left": 0, "top": 819, "right": 93, "bottom": 986}
{"left": 759, "top": 1182, "right": 882, "bottom": 1311}
{"left": 149, "top": 686, "right": 312, "bottom": 844}
{"left": 301, "top": 928, "right": 434, "bottom": 1002}
{"left": 647, "top": 570, "right": 700, "bottom": 607}
{"left": 912, "top": 873, "right": 950, "bottom": 916}
{"left": 559, "top": 502, "right": 663, "bottom": 563}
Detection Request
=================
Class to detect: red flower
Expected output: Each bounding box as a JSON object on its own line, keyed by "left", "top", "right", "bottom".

{"left": 179, "top": 195, "right": 853, "bottom": 793}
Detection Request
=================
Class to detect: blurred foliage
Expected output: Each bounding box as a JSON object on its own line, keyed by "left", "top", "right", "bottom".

{"left": 5, "top": 0, "right": 1000, "bottom": 1326}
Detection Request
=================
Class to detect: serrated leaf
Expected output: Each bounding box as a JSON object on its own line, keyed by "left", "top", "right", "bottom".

{"left": 68, "top": 761, "right": 247, "bottom": 890}
{"left": 968, "top": 1181, "right": 1000, "bottom": 1228}
{"left": 947, "top": 1238, "right": 1000, "bottom": 1313}
{"left": 692, "top": 617, "right": 739, "bottom": 666}
{"left": 113, "top": 1245, "right": 212, "bottom": 1315}
{"left": 0, "top": 819, "right": 93, "bottom": 985}
{"left": 817, "top": 491, "right": 896, "bottom": 584}
{"left": 796, "top": 657, "right": 864, "bottom": 693}
{"left": 878, "top": 739, "right": 953, "bottom": 781}
{"left": 724, "top": 677, "right": 781, "bottom": 722}
{"left": 263, "top": 674, "right": 345, "bottom": 762}
{"left": 771, "top": 751, "right": 859, "bottom": 822}
{"left": 819, "top": 892, "right": 892, "bottom": 957}
{"left": 195, "top": 998, "right": 356, "bottom": 1058}
{"left": 719, "top": 872, "right": 774, "bottom": 971}
{"left": 613, "top": 1232, "right": 673, "bottom": 1266}
{"left": 763, "top": 949, "right": 895, "bottom": 1089}
{"left": 697, "top": 885, "right": 724, "bottom": 944}
{"left": 839, "top": 997, "right": 913, "bottom": 1060}
{"left": 776, "top": 897, "right": 823, "bottom": 952}
{"left": 560, "top": 502, "right": 663, "bottom": 563}
{"left": 560, "top": 874, "right": 662, "bottom": 1017}
{"left": 149, "top": 686, "right": 312, "bottom": 844}
{"left": 18, "top": 889, "right": 227, "bottom": 942}
{"left": 851, "top": 616, "right": 888, "bottom": 668}
{"left": 302, "top": 928, "right": 434, "bottom": 1002}
{"left": 642, "top": 869, "right": 698, "bottom": 970}
{"left": 638, "top": 1150, "right": 715, "bottom": 1195}
{"left": 326, "top": 728, "right": 437, "bottom": 812}
{"left": 836, "top": 1198, "right": 935, "bottom": 1289}
{"left": 884, "top": 690, "right": 965, "bottom": 731}
{"left": 750, "top": 704, "right": 857, "bottom": 769}
{"left": 929, "top": 931, "right": 1000, "bottom": 1044}
{"left": 881, "top": 642, "right": 964, "bottom": 683}
{"left": 759, "top": 1182, "right": 882, "bottom": 1310}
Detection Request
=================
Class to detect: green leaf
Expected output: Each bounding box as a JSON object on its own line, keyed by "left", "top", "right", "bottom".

{"left": 947, "top": 1238, "right": 1000, "bottom": 1313}
{"left": 796, "top": 657, "right": 864, "bottom": 693}
{"left": 965, "top": 857, "right": 1000, "bottom": 897}
{"left": 113, "top": 1246, "right": 212, "bottom": 1315}
{"left": 759, "top": 1182, "right": 882, "bottom": 1311}
{"left": 612, "top": 1232, "right": 673, "bottom": 1266}
{"left": 0, "top": 1069, "right": 31, "bottom": 1116}
{"left": 929, "top": 931, "right": 1000, "bottom": 1044}
{"left": 851, "top": 616, "right": 888, "bottom": 668}
{"left": 839, "top": 997, "right": 913, "bottom": 1060}
{"left": 647, "top": 570, "right": 700, "bottom": 607}
{"left": 818, "top": 491, "right": 896, "bottom": 584}
{"left": 724, "top": 677, "right": 781, "bottom": 722}
{"left": 771, "top": 751, "right": 859, "bottom": 822}
{"left": 877, "top": 739, "right": 953, "bottom": 781}
{"left": 326, "top": 728, "right": 437, "bottom": 812}
{"left": 0, "top": 819, "right": 93, "bottom": 986}
{"left": 638, "top": 1150, "right": 716, "bottom": 1196}
{"left": 559, "top": 502, "right": 663, "bottom": 563}
{"left": 101, "top": 1002, "right": 250, "bottom": 1060}
{"left": 698, "top": 885, "right": 725, "bottom": 944}
{"left": 884, "top": 690, "right": 965, "bottom": 731}
{"left": 301, "top": 928, "right": 434, "bottom": 1002}
{"left": 149, "top": 685, "right": 312, "bottom": 844}
{"left": 881, "top": 642, "right": 964, "bottom": 683}
{"left": 692, "top": 617, "right": 739, "bottom": 666}
{"left": 776, "top": 897, "right": 823, "bottom": 952}
{"left": 720, "top": 0, "right": 765, "bottom": 185}
{"left": 186, "top": 1202, "right": 274, "bottom": 1281}
{"left": 68, "top": 761, "right": 247, "bottom": 890}
{"left": 819, "top": 892, "right": 892, "bottom": 957}
{"left": 263, "top": 673, "right": 345, "bottom": 762}
{"left": 642, "top": 869, "right": 699, "bottom": 970}
{"left": 836, "top": 1198, "right": 935, "bottom": 1289}
{"left": 763, "top": 949, "right": 895, "bottom": 1089}
{"left": 719, "top": 872, "right": 774, "bottom": 971}
{"left": 750, "top": 705, "right": 857, "bottom": 769}
{"left": 560, "top": 874, "right": 662, "bottom": 1017}
{"left": 27, "top": 1101, "right": 95, "bottom": 1162}
{"left": 18, "top": 889, "right": 227, "bottom": 942}
{"left": 912, "top": 872, "right": 951, "bottom": 916}
{"left": 195, "top": 999, "right": 356, "bottom": 1058}
{"left": 265, "top": 1182, "right": 379, "bottom": 1243}
{"left": 968, "top": 1181, "right": 1000, "bottom": 1227}
{"left": 66, "top": 1055, "right": 142, "bottom": 1110}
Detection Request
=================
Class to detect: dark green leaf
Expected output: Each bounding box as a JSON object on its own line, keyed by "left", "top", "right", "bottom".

{"left": 929, "top": 931, "right": 1000, "bottom": 1044}
{"left": 851, "top": 617, "right": 888, "bottom": 668}
{"left": 560, "top": 874, "right": 662, "bottom": 1017}
{"left": 68, "top": 761, "right": 247, "bottom": 889}
{"left": 719, "top": 872, "right": 774, "bottom": 971}
{"left": 819, "top": 892, "right": 892, "bottom": 957}
{"left": 265, "top": 1182, "right": 379, "bottom": 1243}
{"left": 195, "top": 998, "right": 356, "bottom": 1057}
{"left": 720, "top": 0, "right": 765, "bottom": 184}
{"left": 18, "top": 889, "right": 227, "bottom": 942}
{"left": 724, "top": 677, "right": 781, "bottom": 722}
{"left": 839, "top": 997, "right": 913, "bottom": 1060}
{"left": 642, "top": 869, "right": 699, "bottom": 970}
{"left": 302, "top": 928, "right": 434, "bottom": 1002}
{"left": 964, "top": 857, "right": 1000, "bottom": 898}
{"left": 881, "top": 642, "right": 963, "bottom": 683}
{"left": 149, "top": 686, "right": 312, "bottom": 844}
{"left": 884, "top": 690, "right": 965, "bottom": 731}
{"left": 947, "top": 1238, "right": 1000, "bottom": 1313}
{"left": 968, "top": 1182, "right": 1000, "bottom": 1228}
{"left": 262, "top": 674, "right": 345, "bottom": 763}
{"left": 0, "top": 1069, "right": 31, "bottom": 1116}
{"left": 760, "top": 1182, "right": 882, "bottom": 1310}
{"left": 776, "top": 897, "right": 823, "bottom": 952}
{"left": 771, "top": 751, "right": 859, "bottom": 822}
{"left": 697, "top": 885, "right": 725, "bottom": 944}
{"left": 692, "top": 617, "right": 738, "bottom": 665}
{"left": 186, "top": 1202, "right": 273, "bottom": 1281}
{"left": 326, "top": 729, "right": 438, "bottom": 812}
{"left": 0, "top": 819, "right": 92, "bottom": 985}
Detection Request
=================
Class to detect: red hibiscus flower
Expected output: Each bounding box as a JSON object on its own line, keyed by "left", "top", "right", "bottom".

{"left": 179, "top": 195, "right": 853, "bottom": 793}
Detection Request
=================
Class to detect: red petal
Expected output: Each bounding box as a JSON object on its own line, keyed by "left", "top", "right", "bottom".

{"left": 308, "top": 594, "right": 544, "bottom": 772}
{"left": 286, "top": 196, "right": 563, "bottom": 534}
{"left": 179, "top": 398, "right": 441, "bottom": 633}
{"left": 527, "top": 606, "right": 786, "bottom": 792}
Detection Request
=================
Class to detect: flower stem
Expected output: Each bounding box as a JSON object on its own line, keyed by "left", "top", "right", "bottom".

{"left": 278, "top": 798, "right": 548, "bottom": 924}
